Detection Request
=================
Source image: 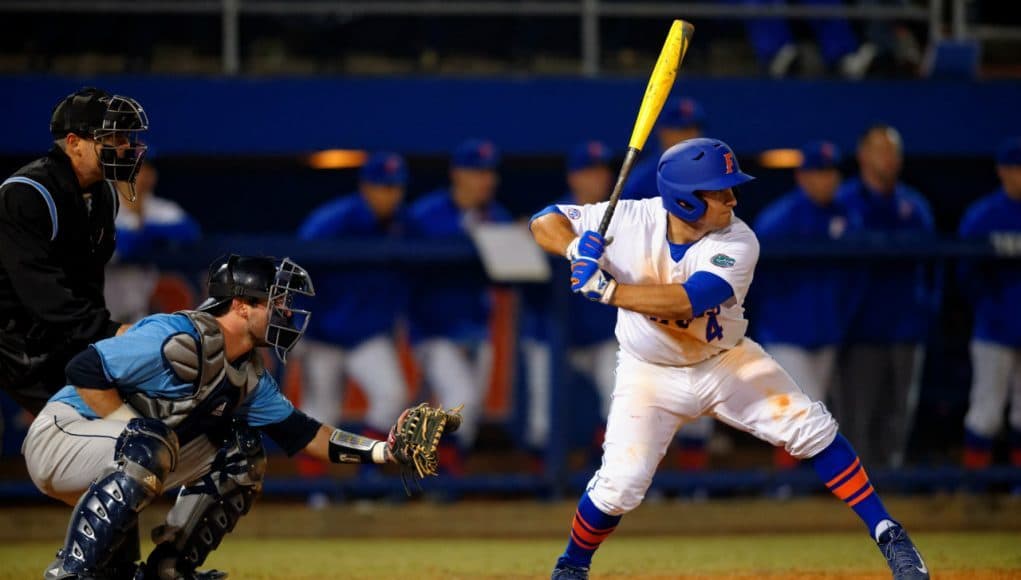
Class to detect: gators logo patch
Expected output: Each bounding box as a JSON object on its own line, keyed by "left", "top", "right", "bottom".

{"left": 711, "top": 253, "right": 736, "bottom": 268}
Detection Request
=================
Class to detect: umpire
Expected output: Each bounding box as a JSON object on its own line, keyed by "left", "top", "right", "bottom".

{"left": 0, "top": 87, "right": 148, "bottom": 414}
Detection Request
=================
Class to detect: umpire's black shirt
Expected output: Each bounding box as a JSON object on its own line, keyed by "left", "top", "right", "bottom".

{"left": 0, "top": 145, "right": 121, "bottom": 413}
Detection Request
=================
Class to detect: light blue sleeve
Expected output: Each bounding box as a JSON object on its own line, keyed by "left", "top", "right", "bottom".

{"left": 92, "top": 318, "right": 180, "bottom": 389}
{"left": 236, "top": 373, "right": 296, "bottom": 427}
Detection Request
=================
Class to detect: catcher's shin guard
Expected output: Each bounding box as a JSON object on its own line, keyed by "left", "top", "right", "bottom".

{"left": 46, "top": 419, "right": 179, "bottom": 579}
{"left": 144, "top": 422, "right": 265, "bottom": 579}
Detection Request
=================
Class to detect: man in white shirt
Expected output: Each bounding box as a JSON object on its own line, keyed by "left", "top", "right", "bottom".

{"left": 529, "top": 137, "right": 929, "bottom": 580}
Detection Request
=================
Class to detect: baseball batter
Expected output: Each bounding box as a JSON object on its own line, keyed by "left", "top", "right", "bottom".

{"left": 530, "top": 138, "right": 929, "bottom": 580}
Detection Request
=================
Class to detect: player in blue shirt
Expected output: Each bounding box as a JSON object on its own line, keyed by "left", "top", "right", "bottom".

{"left": 406, "top": 139, "right": 511, "bottom": 467}
{"left": 835, "top": 124, "right": 936, "bottom": 469}
{"left": 521, "top": 141, "right": 619, "bottom": 461}
{"left": 22, "top": 255, "right": 437, "bottom": 579}
{"left": 105, "top": 159, "right": 202, "bottom": 322}
{"left": 296, "top": 152, "right": 410, "bottom": 444}
{"left": 958, "top": 137, "right": 1021, "bottom": 471}
{"left": 753, "top": 140, "right": 863, "bottom": 468}
{"left": 621, "top": 97, "right": 704, "bottom": 201}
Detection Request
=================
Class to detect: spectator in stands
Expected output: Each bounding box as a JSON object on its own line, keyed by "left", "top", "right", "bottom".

{"left": 736, "top": 0, "right": 920, "bottom": 79}
{"left": 521, "top": 141, "right": 619, "bottom": 467}
{"left": 295, "top": 152, "right": 411, "bottom": 454}
{"left": 739, "top": 0, "right": 862, "bottom": 78}
{"left": 752, "top": 140, "right": 862, "bottom": 468}
{"left": 406, "top": 139, "right": 512, "bottom": 472}
{"left": 958, "top": 137, "right": 1021, "bottom": 471}
{"left": 836, "top": 123, "right": 936, "bottom": 468}
{"left": 622, "top": 96, "right": 704, "bottom": 201}
{"left": 105, "top": 159, "right": 201, "bottom": 323}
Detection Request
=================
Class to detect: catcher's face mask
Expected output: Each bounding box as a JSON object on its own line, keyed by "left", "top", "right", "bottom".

{"left": 265, "top": 258, "right": 315, "bottom": 363}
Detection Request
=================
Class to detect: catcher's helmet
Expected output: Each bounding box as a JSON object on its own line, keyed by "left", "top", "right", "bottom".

{"left": 657, "top": 138, "right": 755, "bottom": 221}
{"left": 198, "top": 255, "right": 315, "bottom": 363}
{"left": 50, "top": 87, "right": 149, "bottom": 185}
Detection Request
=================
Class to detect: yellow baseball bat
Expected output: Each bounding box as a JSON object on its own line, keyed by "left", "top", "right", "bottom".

{"left": 598, "top": 19, "right": 695, "bottom": 236}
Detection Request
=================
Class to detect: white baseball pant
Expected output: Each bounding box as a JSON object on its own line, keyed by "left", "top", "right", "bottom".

{"left": 300, "top": 336, "right": 409, "bottom": 433}
{"left": 964, "top": 339, "right": 1021, "bottom": 438}
{"left": 587, "top": 338, "right": 838, "bottom": 516}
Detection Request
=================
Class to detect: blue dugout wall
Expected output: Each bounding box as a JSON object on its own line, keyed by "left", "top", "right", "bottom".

{"left": 3, "top": 75, "right": 1021, "bottom": 156}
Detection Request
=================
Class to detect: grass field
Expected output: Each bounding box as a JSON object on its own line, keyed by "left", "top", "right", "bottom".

{"left": 1, "top": 497, "right": 1019, "bottom": 579}
{"left": 1, "top": 533, "right": 1020, "bottom": 579}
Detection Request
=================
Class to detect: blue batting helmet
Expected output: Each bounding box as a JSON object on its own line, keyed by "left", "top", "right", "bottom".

{"left": 657, "top": 138, "right": 755, "bottom": 221}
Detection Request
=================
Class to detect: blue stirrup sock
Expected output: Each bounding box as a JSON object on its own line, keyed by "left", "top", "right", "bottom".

{"left": 811, "top": 434, "right": 893, "bottom": 539}
{"left": 558, "top": 492, "right": 622, "bottom": 568}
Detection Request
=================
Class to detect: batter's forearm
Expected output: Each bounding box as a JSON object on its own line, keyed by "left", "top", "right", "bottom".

{"left": 610, "top": 283, "right": 694, "bottom": 321}
{"left": 529, "top": 213, "right": 576, "bottom": 257}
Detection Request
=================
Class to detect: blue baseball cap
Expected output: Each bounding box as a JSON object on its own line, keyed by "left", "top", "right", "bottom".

{"left": 452, "top": 138, "right": 500, "bottom": 170}
{"left": 568, "top": 140, "right": 613, "bottom": 173}
{"left": 996, "top": 137, "right": 1021, "bottom": 166}
{"left": 659, "top": 97, "right": 705, "bottom": 130}
{"left": 360, "top": 152, "right": 408, "bottom": 186}
{"left": 799, "top": 140, "right": 842, "bottom": 170}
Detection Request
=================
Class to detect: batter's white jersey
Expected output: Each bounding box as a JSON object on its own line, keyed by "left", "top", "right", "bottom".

{"left": 556, "top": 198, "right": 759, "bottom": 366}
{"left": 553, "top": 198, "right": 838, "bottom": 517}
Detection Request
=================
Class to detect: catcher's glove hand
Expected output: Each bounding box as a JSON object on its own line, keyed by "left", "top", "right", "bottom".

{"left": 387, "top": 402, "right": 463, "bottom": 493}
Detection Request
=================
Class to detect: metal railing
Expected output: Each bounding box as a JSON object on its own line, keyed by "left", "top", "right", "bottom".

{"left": 1, "top": 0, "right": 940, "bottom": 76}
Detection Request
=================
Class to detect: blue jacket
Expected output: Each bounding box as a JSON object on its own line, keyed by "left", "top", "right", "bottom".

{"left": 297, "top": 193, "right": 407, "bottom": 347}
{"left": 620, "top": 146, "right": 663, "bottom": 201}
{"left": 405, "top": 189, "right": 512, "bottom": 341}
{"left": 958, "top": 188, "right": 1021, "bottom": 346}
{"left": 752, "top": 187, "right": 863, "bottom": 348}
{"left": 115, "top": 196, "right": 201, "bottom": 260}
{"left": 521, "top": 193, "right": 618, "bottom": 346}
{"left": 837, "top": 178, "right": 936, "bottom": 343}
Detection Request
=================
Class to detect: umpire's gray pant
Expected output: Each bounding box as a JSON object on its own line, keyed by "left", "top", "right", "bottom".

{"left": 23, "top": 402, "right": 219, "bottom": 505}
{"left": 835, "top": 344, "right": 925, "bottom": 469}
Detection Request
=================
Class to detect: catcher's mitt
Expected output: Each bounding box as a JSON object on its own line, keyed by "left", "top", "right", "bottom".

{"left": 387, "top": 402, "right": 463, "bottom": 493}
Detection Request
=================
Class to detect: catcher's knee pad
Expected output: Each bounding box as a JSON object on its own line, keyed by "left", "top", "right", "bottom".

{"left": 51, "top": 420, "right": 178, "bottom": 577}
{"left": 785, "top": 401, "right": 840, "bottom": 460}
{"left": 146, "top": 423, "right": 265, "bottom": 579}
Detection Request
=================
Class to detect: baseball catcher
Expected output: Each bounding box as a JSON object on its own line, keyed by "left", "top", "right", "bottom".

{"left": 22, "top": 254, "right": 460, "bottom": 579}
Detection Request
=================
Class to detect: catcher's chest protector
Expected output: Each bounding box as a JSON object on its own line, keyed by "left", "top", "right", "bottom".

{"left": 129, "top": 310, "right": 263, "bottom": 440}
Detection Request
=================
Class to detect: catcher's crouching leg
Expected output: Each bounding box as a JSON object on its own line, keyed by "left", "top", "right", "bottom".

{"left": 46, "top": 418, "right": 179, "bottom": 580}
{"left": 143, "top": 423, "right": 265, "bottom": 580}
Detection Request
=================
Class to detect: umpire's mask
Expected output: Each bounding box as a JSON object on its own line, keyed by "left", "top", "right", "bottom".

{"left": 50, "top": 88, "right": 149, "bottom": 197}
{"left": 94, "top": 95, "right": 149, "bottom": 187}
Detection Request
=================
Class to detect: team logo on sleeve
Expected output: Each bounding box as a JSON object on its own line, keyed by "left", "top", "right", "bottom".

{"left": 711, "top": 253, "right": 736, "bottom": 268}
{"left": 566, "top": 208, "right": 581, "bottom": 220}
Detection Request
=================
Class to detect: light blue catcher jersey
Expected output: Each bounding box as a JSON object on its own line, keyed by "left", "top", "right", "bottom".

{"left": 50, "top": 313, "right": 294, "bottom": 428}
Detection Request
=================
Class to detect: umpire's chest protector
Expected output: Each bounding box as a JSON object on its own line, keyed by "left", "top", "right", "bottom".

{"left": 129, "top": 310, "right": 264, "bottom": 444}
